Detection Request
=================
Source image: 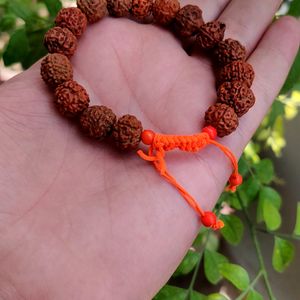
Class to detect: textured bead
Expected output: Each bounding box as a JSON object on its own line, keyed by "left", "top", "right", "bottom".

{"left": 80, "top": 105, "right": 117, "bottom": 139}
{"left": 152, "top": 0, "right": 180, "bottom": 25}
{"left": 217, "top": 81, "right": 255, "bottom": 117}
{"left": 40, "top": 53, "right": 73, "bottom": 88}
{"left": 44, "top": 27, "right": 77, "bottom": 58}
{"left": 205, "top": 103, "right": 238, "bottom": 137}
{"left": 173, "top": 5, "right": 204, "bottom": 37}
{"left": 107, "top": 0, "right": 132, "bottom": 17}
{"left": 214, "top": 38, "right": 246, "bottom": 66}
{"left": 113, "top": 115, "right": 143, "bottom": 150}
{"left": 77, "top": 0, "right": 107, "bottom": 23}
{"left": 131, "top": 0, "right": 153, "bottom": 21}
{"left": 218, "top": 61, "right": 255, "bottom": 88}
{"left": 55, "top": 7, "right": 87, "bottom": 38}
{"left": 55, "top": 80, "right": 90, "bottom": 117}
{"left": 196, "top": 21, "right": 226, "bottom": 49}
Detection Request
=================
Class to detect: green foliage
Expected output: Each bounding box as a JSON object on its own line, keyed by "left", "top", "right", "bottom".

{"left": 154, "top": 285, "right": 207, "bottom": 300}
{"left": 220, "top": 215, "right": 244, "bottom": 245}
{"left": 174, "top": 250, "right": 201, "bottom": 277}
{"left": 246, "top": 289, "right": 264, "bottom": 300}
{"left": 0, "top": 1, "right": 299, "bottom": 299}
{"left": 204, "top": 250, "right": 228, "bottom": 284}
{"left": 0, "top": 0, "right": 60, "bottom": 68}
{"left": 257, "top": 187, "right": 282, "bottom": 231}
{"left": 272, "top": 237, "right": 295, "bottom": 273}
{"left": 293, "top": 202, "right": 300, "bottom": 236}
{"left": 219, "top": 263, "right": 250, "bottom": 291}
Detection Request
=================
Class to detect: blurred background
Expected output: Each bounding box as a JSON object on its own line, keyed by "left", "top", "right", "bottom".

{"left": 0, "top": 0, "right": 299, "bottom": 299}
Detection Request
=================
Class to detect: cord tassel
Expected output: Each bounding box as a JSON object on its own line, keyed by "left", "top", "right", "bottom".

{"left": 137, "top": 126, "right": 242, "bottom": 230}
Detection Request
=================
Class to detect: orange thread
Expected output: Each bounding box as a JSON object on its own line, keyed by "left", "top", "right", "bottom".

{"left": 137, "top": 126, "right": 242, "bottom": 230}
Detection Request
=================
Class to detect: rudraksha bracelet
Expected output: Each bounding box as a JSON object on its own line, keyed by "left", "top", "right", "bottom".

{"left": 40, "top": 0, "right": 255, "bottom": 230}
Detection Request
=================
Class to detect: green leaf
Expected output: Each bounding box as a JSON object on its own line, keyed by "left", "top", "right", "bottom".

{"left": 7, "top": 0, "right": 36, "bottom": 21}
{"left": 193, "top": 231, "right": 219, "bottom": 251}
{"left": 262, "top": 199, "right": 281, "bottom": 231}
{"left": 246, "top": 289, "right": 264, "bottom": 300}
{"left": 238, "top": 156, "right": 249, "bottom": 177}
{"left": 204, "top": 250, "right": 228, "bottom": 284}
{"left": 268, "top": 100, "right": 285, "bottom": 127}
{"left": 258, "top": 187, "right": 282, "bottom": 230}
{"left": 288, "top": 0, "right": 300, "bottom": 17}
{"left": 207, "top": 294, "right": 229, "bottom": 300}
{"left": 153, "top": 285, "right": 207, "bottom": 300}
{"left": 0, "top": 13, "right": 16, "bottom": 31}
{"left": 3, "top": 28, "right": 30, "bottom": 66}
{"left": 281, "top": 50, "right": 300, "bottom": 94}
{"left": 293, "top": 202, "right": 300, "bottom": 236}
{"left": 253, "top": 159, "right": 274, "bottom": 184}
{"left": 22, "top": 21, "right": 51, "bottom": 69}
{"left": 43, "top": 0, "right": 63, "bottom": 17}
{"left": 238, "top": 177, "right": 260, "bottom": 207}
{"left": 272, "top": 237, "right": 295, "bottom": 273}
{"left": 219, "top": 263, "right": 250, "bottom": 291}
{"left": 220, "top": 215, "right": 244, "bottom": 245}
{"left": 174, "top": 250, "right": 200, "bottom": 277}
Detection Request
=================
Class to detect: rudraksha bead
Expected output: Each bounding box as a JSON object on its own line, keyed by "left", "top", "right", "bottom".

{"left": 205, "top": 103, "right": 238, "bottom": 137}
{"left": 55, "top": 7, "right": 87, "bottom": 38}
{"left": 196, "top": 21, "right": 226, "bottom": 49}
{"left": 44, "top": 27, "right": 77, "bottom": 58}
{"left": 218, "top": 60, "right": 255, "bottom": 88}
{"left": 214, "top": 38, "right": 246, "bottom": 66}
{"left": 113, "top": 115, "right": 143, "bottom": 150}
{"left": 40, "top": 53, "right": 73, "bottom": 88}
{"left": 152, "top": 0, "right": 180, "bottom": 25}
{"left": 131, "top": 0, "right": 153, "bottom": 21}
{"left": 173, "top": 5, "right": 204, "bottom": 37}
{"left": 55, "top": 80, "right": 90, "bottom": 117}
{"left": 77, "top": 0, "right": 107, "bottom": 23}
{"left": 80, "top": 105, "right": 117, "bottom": 139}
{"left": 107, "top": 0, "right": 132, "bottom": 17}
{"left": 217, "top": 81, "right": 255, "bottom": 117}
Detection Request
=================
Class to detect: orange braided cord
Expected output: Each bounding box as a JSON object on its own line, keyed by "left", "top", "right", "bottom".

{"left": 137, "top": 126, "right": 242, "bottom": 230}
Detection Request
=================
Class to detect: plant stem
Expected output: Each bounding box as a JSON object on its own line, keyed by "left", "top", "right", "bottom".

{"left": 186, "top": 231, "right": 210, "bottom": 300}
{"left": 235, "top": 270, "right": 263, "bottom": 300}
{"left": 237, "top": 193, "right": 276, "bottom": 300}
{"left": 257, "top": 228, "right": 300, "bottom": 241}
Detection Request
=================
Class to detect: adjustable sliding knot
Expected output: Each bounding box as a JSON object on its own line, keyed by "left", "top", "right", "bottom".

{"left": 137, "top": 126, "right": 241, "bottom": 230}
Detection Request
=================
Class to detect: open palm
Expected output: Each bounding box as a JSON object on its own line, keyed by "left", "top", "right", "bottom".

{"left": 0, "top": 0, "right": 299, "bottom": 299}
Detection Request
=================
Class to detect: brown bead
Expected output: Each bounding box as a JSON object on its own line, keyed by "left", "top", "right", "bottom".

{"left": 131, "top": 0, "right": 153, "bottom": 21}
{"left": 77, "top": 0, "right": 107, "bottom": 23}
{"left": 55, "top": 7, "right": 87, "bottom": 38}
{"left": 218, "top": 61, "right": 255, "bottom": 88}
{"left": 55, "top": 80, "right": 90, "bottom": 117}
{"left": 214, "top": 38, "right": 246, "bottom": 66}
{"left": 205, "top": 103, "right": 238, "bottom": 137}
{"left": 107, "top": 0, "right": 132, "bottom": 17}
{"left": 113, "top": 115, "right": 143, "bottom": 150}
{"left": 44, "top": 27, "right": 77, "bottom": 58}
{"left": 173, "top": 5, "right": 204, "bottom": 37}
{"left": 41, "top": 53, "right": 73, "bottom": 88}
{"left": 152, "top": 0, "right": 180, "bottom": 25}
{"left": 217, "top": 81, "right": 255, "bottom": 117}
{"left": 80, "top": 105, "right": 117, "bottom": 139}
{"left": 196, "top": 21, "right": 226, "bottom": 49}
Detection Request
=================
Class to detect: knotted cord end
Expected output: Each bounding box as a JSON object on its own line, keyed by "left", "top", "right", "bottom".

{"left": 200, "top": 211, "right": 224, "bottom": 230}
{"left": 226, "top": 172, "right": 243, "bottom": 192}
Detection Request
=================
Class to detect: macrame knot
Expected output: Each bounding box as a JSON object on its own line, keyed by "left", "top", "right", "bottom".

{"left": 137, "top": 126, "right": 242, "bottom": 230}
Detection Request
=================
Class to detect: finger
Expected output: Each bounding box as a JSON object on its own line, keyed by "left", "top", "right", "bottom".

{"left": 231, "top": 16, "right": 300, "bottom": 151}
{"left": 218, "top": 0, "right": 282, "bottom": 53}
{"left": 180, "top": 0, "right": 230, "bottom": 21}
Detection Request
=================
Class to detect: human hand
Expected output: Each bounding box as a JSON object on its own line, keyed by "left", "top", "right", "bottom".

{"left": 0, "top": 0, "right": 299, "bottom": 299}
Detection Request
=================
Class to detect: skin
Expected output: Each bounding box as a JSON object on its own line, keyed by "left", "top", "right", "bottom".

{"left": 0, "top": 0, "right": 299, "bottom": 299}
